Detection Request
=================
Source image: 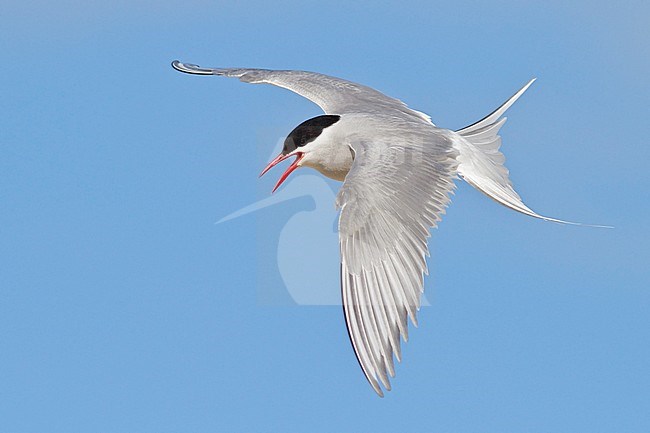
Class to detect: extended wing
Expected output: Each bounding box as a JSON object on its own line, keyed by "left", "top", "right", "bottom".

{"left": 172, "top": 61, "right": 432, "bottom": 124}
{"left": 336, "top": 119, "right": 457, "bottom": 396}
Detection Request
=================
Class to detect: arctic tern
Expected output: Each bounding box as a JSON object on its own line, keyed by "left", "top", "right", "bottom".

{"left": 172, "top": 60, "right": 604, "bottom": 396}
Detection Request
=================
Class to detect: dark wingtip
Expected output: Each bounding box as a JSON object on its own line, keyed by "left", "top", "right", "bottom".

{"left": 171, "top": 60, "right": 186, "bottom": 72}
{"left": 171, "top": 60, "right": 212, "bottom": 75}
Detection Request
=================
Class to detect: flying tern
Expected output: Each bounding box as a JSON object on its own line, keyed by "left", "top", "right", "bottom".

{"left": 172, "top": 60, "right": 604, "bottom": 396}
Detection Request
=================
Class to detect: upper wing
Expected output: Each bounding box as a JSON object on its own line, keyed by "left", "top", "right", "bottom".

{"left": 336, "top": 120, "right": 457, "bottom": 396}
{"left": 171, "top": 61, "right": 433, "bottom": 124}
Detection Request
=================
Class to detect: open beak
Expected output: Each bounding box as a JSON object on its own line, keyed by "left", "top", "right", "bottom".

{"left": 259, "top": 152, "right": 304, "bottom": 193}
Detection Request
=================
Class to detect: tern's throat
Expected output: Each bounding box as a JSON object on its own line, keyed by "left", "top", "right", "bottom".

{"left": 299, "top": 137, "right": 354, "bottom": 181}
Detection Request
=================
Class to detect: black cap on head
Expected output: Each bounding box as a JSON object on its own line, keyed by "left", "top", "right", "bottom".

{"left": 283, "top": 115, "right": 341, "bottom": 155}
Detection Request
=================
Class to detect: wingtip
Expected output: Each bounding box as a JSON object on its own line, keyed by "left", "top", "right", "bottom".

{"left": 171, "top": 60, "right": 189, "bottom": 73}
{"left": 171, "top": 60, "right": 213, "bottom": 75}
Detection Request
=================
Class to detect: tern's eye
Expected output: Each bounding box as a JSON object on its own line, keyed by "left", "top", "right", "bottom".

{"left": 282, "top": 115, "right": 340, "bottom": 154}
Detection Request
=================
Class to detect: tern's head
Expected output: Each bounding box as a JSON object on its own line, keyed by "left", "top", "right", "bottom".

{"left": 259, "top": 115, "right": 341, "bottom": 192}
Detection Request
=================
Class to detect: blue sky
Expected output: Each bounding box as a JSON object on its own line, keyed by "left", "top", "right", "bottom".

{"left": 1, "top": 1, "right": 648, "bottom": 432}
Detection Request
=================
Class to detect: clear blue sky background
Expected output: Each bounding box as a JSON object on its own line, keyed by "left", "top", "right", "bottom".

{"left": 1, "top": 1, "right": 648, "bottom": 432}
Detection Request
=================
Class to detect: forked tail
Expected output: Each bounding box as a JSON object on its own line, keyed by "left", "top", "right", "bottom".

{"left": 453, "top": 79, "right": 610, "bottom": 228}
